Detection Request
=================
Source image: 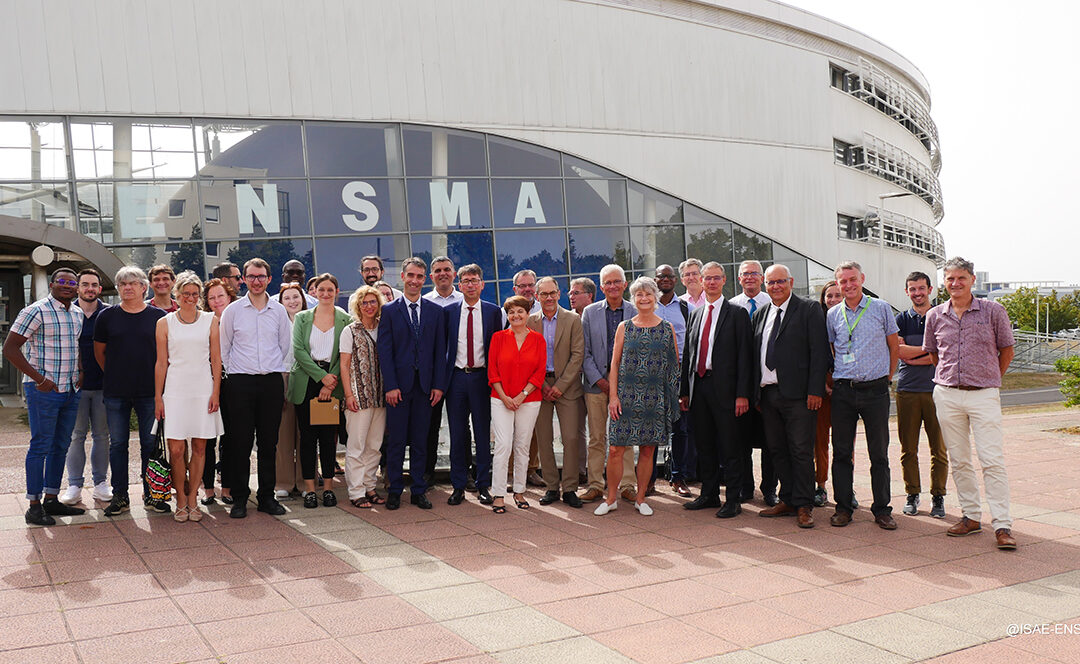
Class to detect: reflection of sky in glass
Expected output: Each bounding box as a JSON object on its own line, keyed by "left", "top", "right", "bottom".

{"left": 314, "top": 235, "right": 411, "bottom": 293}
{"left": 0, "top": 121, "right": 67, "bottom": 179}
{"left": 495, "top": 229, "right": 567, "bottom": 279}
{"left": 411, "top": 232, "right": 495, "bottom": 282}
{"left": 491, "top": 179, "right": 564, "bottom": 228}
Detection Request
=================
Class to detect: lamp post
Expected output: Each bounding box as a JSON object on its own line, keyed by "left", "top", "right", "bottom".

{"left": 877, "top": 191, "right": 915, "bottom": 286}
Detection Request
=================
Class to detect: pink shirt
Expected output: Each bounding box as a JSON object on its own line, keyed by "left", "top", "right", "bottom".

{"left": 923, "top": 297, "right": 1014, "bottom": 389}
{"left": 680, "top": 291, "right": 707, "bottom": 310}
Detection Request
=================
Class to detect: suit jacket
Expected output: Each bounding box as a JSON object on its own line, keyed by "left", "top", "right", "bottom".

{"left": 581, "top": 299, "right": 637, "bottom": 393}
{"left": 527, "top": 306, "right": 585, "bottom": 401}
{"left": 680, "top": 297, "right": 753, "bottom": 407}
{"left": 750, "top": 294, "right": 830, "bottom": 403}
{"left": 287, "top": 307, "right": 352, "bottom": 404}
{"left": 444, "top": 299, "right": 502, "bottom": 380}
{"left": 377, "top": 295, "right": 448, "bottom": 395}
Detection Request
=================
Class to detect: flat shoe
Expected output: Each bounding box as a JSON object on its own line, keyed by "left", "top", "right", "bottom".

{"left": 635, "top": 502, "right": 653, "bottom": 516}
{"left": 173, "top": 506, "right": 189, "bottom": 522}
{"left": 594, "top": 500, "right": 617, "bottom": 516}
{"left": 188, "top": 506, "right": 203, "bottom": 522}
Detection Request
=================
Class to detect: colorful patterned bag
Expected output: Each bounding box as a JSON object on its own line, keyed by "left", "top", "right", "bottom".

{"left": 144, "top": 419, "right": 172, "bottom": 502}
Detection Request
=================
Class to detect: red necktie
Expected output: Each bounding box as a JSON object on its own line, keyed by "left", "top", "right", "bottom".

{"left": 466, "top": 306, "right": 475, "bottom": 368}
{"left": 696, "top": 303, "right": 714, "bottom": 378}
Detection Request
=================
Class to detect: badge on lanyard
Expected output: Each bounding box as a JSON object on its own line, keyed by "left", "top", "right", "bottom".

{"left": 841, "top": 353, "right": 855, "bottom": 364}
{"left": 841, "top": 298, "right": 872, "bottom": 366}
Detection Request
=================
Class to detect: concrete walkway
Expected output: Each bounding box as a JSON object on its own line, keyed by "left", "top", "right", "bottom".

{"left": 2, "top": 407, "right": 1080, "bottom": 663}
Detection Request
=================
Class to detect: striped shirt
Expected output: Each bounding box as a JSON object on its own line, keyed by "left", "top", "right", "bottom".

{"left": 9, "top": 295, "right": 83, "bottom": 392}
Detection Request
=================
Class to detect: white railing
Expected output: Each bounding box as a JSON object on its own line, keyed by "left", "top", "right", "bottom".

{"left": 856, "top": 205, "right": 946, "bottom": 266}
{"left": 859, "top": 133, "right": 944, "bottom": 222}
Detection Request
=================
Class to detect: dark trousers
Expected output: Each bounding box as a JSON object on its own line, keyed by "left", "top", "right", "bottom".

{"left": 104, "top": 396, "right": 156, "bottom": 499}
{"left": 669, "top": 412, "right": 697, "bottom": 482}
{"left": 831, "top": 378, "right": 892, "bottom": 517}
{"left": 738, "top": 406, "right": 776, "bottom": 495}
{"left": 223, "top": 373, "right": 284, "bottom": 504}
{"left": 386, "top": 376, "right": 433, "bottom": 496}
{"left": 446, "top": 369, "right": 492, "bottom": 490}
{"left": 425, "top": 397, "right": 444, "bottom": 478}
{"left": 689, "top": 374, "right": 742, "bottom": 504}
{"left": 294, "top": 378, "right": 338, "bottom": 481}
{"left": 759, "top": 386, "right": 817, "bottom": 509}
{"left": 203, "top": 377, "right": 231, "bottom": 492}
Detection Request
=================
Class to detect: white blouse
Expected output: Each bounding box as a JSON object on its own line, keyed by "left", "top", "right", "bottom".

{"left": 309, "top": 325, "right": 336, "bottom": 362}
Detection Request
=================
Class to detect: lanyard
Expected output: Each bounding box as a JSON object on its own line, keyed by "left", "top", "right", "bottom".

{"left": 842, "top": 297, "right": 872, "bottom": 343}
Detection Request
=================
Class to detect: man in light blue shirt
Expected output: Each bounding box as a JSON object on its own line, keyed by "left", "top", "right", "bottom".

{"left": 654, "top": 265, "right": 695, "bottom": 497}
{"left": 219, "top": 257, "right": 293, "bottom": 518}
{"left": 825, "top": 261, "right": 900, "bottom": 530}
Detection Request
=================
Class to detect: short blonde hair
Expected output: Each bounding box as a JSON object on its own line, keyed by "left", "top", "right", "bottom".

{"left": 172, "top": 270, "right": 203, "bottom": 298}
{"left": 349, "top": 285, "right": 385, "bottom": 321}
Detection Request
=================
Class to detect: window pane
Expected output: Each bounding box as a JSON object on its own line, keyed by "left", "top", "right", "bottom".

{"left": 403, "top": 125, "right": 487, "bottom": 177}
{"left": 310, "top": 179, "right": 407, "bottom": 235}
{"left": 630, "top": 225, "right": 685, "bottom": 273}
{"left": 563, "top": 154, "right": 618, "bottom": 179}
{"left": 628, "top": 182, "right": 682, "bottom": 226}
{"left": 0, "top": 182, "right": 76, "bottom": 232}
{"left": 410, "top": 232, "right": 495, "bottom": 284}
{"left": 110, "top": 242, "right": 209, "bottom": 279}
{"left": 193, "top": 120, "right": 304, "bottom": 178}
{"left": 685, "top": 223, "right": 733, "bottom": 264}
{"left": 491, "top": 179, "right": 564, "bottom": 228}
{"left": 494, "top": 229, "right": 567, "bottom": 281}
{"left": 71, "top": 119, "right": 196, "bottom": 179}
{"left": 0, "top": 119, "right": 67, "bottom": 179}
{"left": 568, "top": 227, "right": 630, "bottom": 277}
{"left": 565, "top": 179, "right": 627, "bottom": 227}
{"left": 198, "top": 179, "right": 311, "bottom": 239}
{"left": 306, "top": 122, "right": 402, "bottom": 177}
{"left": 495, "top": 277, "right": 569, "bottom": 310}
{"left": 406, "top": 179, "right": 491, "bottom": 230}
{"left": 488, "top": 136, "right": 560, "bottom": 177}
{"left": 313, "top": 235, "right": 410, "bottom": 294}
{"left": 78, "top": 181, "right": 197, "bottom": 244}
{"left": 733, "top": 226, "right": 773, "bottom": 262}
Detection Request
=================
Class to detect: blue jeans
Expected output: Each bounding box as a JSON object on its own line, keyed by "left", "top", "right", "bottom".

{"left": 66, "top": 389, "right": 110, "bottom": 487}
{"left": 24, "top": 384, "right": 81, "bottom": 500}
{"left": 105, "top": 396, "right": 157, "bottom": 499}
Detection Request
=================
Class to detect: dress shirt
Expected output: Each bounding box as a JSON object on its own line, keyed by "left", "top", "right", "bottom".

{"left": 655, "top": 296, "right": 687, "bottom": 361}
{"left": 309, "top": 325, "right": 335, "bottom": 363}
{"left": 402, "top": 294, "right": 422, "bottom": 326}
{"left": 758, "top": 296, "right": 790, "bottom": 386}
{"left": 220, "top": 294, "right": 293, "bottom": 375}
{"left": 698, "top": 296, "right": 725, "bottom": 371}
{"left": 680, "top": 290, "right": 707, "bottom": 310}
{"left": 826, "top": 294, "right": 899, "bottom": 382}
{"left": 487, "top": 329, "right": 546, "bottom": 402}
{"left": 424, "top": 289, "right": 464, "bottom": 307}
{"left": 895, "top": 308, "right": 936, "bottom": 392}
{"left": 923, "top": 297, "right": 1014, "bottom": 389}
{"left": 455, "top": 301, "right": 487, "bottom": 368}
{"left": 730, "top": 291, "right": 770, "bottom": 318}
{"left": 9, "top": 294, "right": 83, "bottom": 392}
{"left": 541, "top": 310, "right": 558, "bottom": 372}
{"left": 604, "top": 301, "right": 625, "bottom": 371}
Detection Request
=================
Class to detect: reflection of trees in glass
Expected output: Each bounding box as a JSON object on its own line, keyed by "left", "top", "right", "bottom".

{"left": 734, "top": 227, "right": 773, "bottom": 262}
{"left": 568, "top": 234, "right": 630, "bottom": 276}
{"left": 132, "top": 245, "right": 158, "bottom": 270}
{"left": 631, "top": 226, "right": 685, "bottom": 271}
{"left": 170, "top": 224, "right": 207, "bottom": 276}
{"left": 227, "top": 239, "right": 314, "bottom": 293}
{"left": 685, "top": 225, "right": 733, "bottom": 264}
{"left": 415, "top": 234, "right": 494, "bottom": 277}
{"left": 497, "top": 249, "right": 565, "bottom": 280}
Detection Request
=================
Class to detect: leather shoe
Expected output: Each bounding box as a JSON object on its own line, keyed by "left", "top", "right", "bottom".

{"left": 715, "top": 502, "right": 742, "bottom": 518}
{"left": 995, "top": 528, "right": 1017, "bottom": 550}
{"left": 465, "top": 477, "right": 477, "bottom": 492}
{"left": 762, "top": 491, "right": 780, "bottom": 507}
{"left": 829, "top": 510, "right": 852, "bottom": 527}
{"left": 562, "top": 491, "right": 583, "bottom": 508}
{"left": 42, "top": 497, "right": 85, "bottom": 516}
{"left": 874, "top": 512, "right": 897, "bottom": 530}
{"left": 229, "top": 502, "right": 248, "bottom": 519}
{"left": 947, "top": 516, "right": 982, "bottom": 537}
{"left": 526, "top": 471, "right": 545, "bottom": 487}
{"left": 540, "top": 490, "right": 560, "bottom": 505}
{"left": 684, "top": 496, "right": 722, "bottom": 511}
{"left": 580, "top": 488, "right": 604, "bottom": 503}
{"left": 620, "top": 487, "right": 637, "bottom": 502}
{"left": 671, "top": 479, "right": 692, "bottom": 497}
{"left": 759, "top": 501, "right": 796, "bottom": 517}
{"left": 410, "top": 493, "right": 433, "bottom": 509}
{"left": 386, "top": 493, "right": 401, "bottom": 510}
{"left": 24, "top": 504, "right": 55, "bottom": 526}
{"left": 797, "top": 507, "right": 814, "bottom": 528}
{"left": 447, "top": 489, "right": 465, "bottom": 506}
{"left": 257, "top": 499, "right": 286, "bottom": 516}
{"left": 478, "top": 488, "right": 494, "bottom": 505}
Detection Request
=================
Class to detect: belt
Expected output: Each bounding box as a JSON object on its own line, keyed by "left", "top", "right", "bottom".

{"left": 953, "top": 385, "right": 985, "bottom": 391}
{"left": 315, "top": 360, "right": 331, "bottom": 371}
{"left": 456, "top": 366, "right": 486, "bottom": 373}
{"left": 545, "top": 371, "right": 557, "bottom": 377}
{"left": 833, "top": 376, "right": 888, "bottom": 389}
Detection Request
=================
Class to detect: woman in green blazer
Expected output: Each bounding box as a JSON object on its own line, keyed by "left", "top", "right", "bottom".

{"left": 289, "top": 273, "right": 352, "bottom": 508}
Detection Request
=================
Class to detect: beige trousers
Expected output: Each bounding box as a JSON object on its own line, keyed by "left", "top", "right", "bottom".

{"left": 534, "top": 377, "right": 582, "bottom": 493}
{"left": 583, "top": 391, "right": 635, "bottom": 492}
{"left": 275, "top": 378, "right": 304, "bottom": 492}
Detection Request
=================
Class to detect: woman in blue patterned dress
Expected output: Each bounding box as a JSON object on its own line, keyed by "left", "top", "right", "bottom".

{"left": 595, "top": 277, "right": 680, "bottom": 517}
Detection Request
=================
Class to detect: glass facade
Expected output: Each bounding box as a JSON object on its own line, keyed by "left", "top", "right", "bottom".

{"left": 0, "top": 117, "right": 832, "bottom": 300}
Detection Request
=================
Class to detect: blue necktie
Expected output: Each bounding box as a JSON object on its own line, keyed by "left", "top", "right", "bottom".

{"left": 749, "top": 298, "right": 758, "bottom": 317}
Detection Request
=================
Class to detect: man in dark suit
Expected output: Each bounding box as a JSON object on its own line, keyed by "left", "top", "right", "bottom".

{"left": 680, "top": 262, "right": 753, "bottom": 518}
{"left": 751, "top": 264, "right": 830, "bottom": 528}
{"left": 443, "top": 264, "right": 500, "bottom": 506}
{"left": 377, "top": 257, "right": 448, "bottom": 510}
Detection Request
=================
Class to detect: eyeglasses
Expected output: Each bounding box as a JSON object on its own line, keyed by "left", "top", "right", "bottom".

{"left": 179, "top": 291, "right": 201, "bottom": 299}
{"left": 245, "top": 275, "right": 269, "bottom": 283}
{"left": 360, "top": 299, "right": 380, "bottom": 307}
{"left": 703, "top": 276, "right": 725, "bottom": 283}
{"left": 360, "top": 267, "right": 382, "bottom": 274}
{"left": 740, "top": 271, "right": 762, "bottom": 278}
{"left": 655, "top": 274, "right": 676, "bottom": 280}
{"left": 54, "top": 279, "right": 77, "bottom": 287}
{"left": 459, "top": 278, "right": 481, "bottom": 286}
{"left": 537, "top": 291, "right": 559, "bottom": 298}
{"left": 765, "top": 279, "right": 791, "bottom": 287}
{"left": 601, "top": 280, "right": 624, "bottom": 287}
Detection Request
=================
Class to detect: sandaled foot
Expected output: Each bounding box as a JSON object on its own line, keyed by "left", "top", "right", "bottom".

{"left": 351, "top": 496, "right": 372, "bottom": 509}
{"left": 514, "top": 494, "right": 530, "bottom": 510}
{"left": 366, "top": 491, "right": 386, "bottom": 505}
{"left": 492, "top": 504, "right": 507, "bottom": 514}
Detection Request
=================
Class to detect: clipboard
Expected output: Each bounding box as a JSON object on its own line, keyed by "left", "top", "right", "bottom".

{"left": 309, "top": 397, "right": 341, "bottom": 425}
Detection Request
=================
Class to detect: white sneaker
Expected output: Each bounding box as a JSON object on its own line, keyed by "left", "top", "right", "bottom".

{"left": 58, "top": 485, "right": 82, "bottom": 505}
{"left": 92, "top": 482, "right": 113, "bottom": 502}
{"left": 636, "top": 502, "right": 654, "bottom": 516}
{"left": 274, "top": 489, "right": 290, "bottom": 499}
{"left": 594, "top": 500, "right": 618, "bottom": 516}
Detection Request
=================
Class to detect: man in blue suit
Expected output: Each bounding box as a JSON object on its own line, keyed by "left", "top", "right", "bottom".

{"left": 377, "top": 257, "right": 448, "bottom": 510}
{"left": 443, "top": 264, "right": 501, "bottom": 506}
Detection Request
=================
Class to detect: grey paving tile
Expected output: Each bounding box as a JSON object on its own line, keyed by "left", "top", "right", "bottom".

{"left": 496, "top": 635, "right": 633, "bottom": 664}
{"left": 752, "top": 630, "right": 910, "bottom": 664}
{"left": 332, "top": 543, "right": 437, "bottom": 570}
{"left": 907, "top": 595, "right": 1048, "bottom": 640}
{"left": 832, "top": 612, "right": 983, "bottom": 660}
{"left": 444, "top": 606, "right": 578, "bottom": 652}
{"left": 309, "top": 526, "right": 401, "bottom": 551}
{"left": 402, "top": 581, "right": 522, "bottom": 621}
{"left": 1027, "top": 569, "right": 1080, "bottom": 596}
{"left": 1026, "top": 511, "right": 1080, "bottom": 531}
{"left": 975, "top": 582, "right": 1080, "bottom": 622}
{"left": 689, "top": 650, "right": 780, "bottom": 664}
{"left": 363, "top": 560, "right": 477, "bottom": 594}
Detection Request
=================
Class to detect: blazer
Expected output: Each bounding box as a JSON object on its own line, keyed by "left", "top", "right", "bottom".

{"left": 376, "top": 295, "right": 448, "bottom": 395}
{"left": 581, "top": 299, "right": 637, "bottom": 393}
{"left": 680, "top": 297, "right": 753, "bottom": 407}
{"left": 750, "top": 294, "right": 830, "bottom": 404}
{"left": 527, "top": 306, "right": 585, "bottom": 401}
{"left": 443, "top": 299, "right": 502, "bottom": 379}
{"left": 287, "top": 307, "right": 352, "bottom": 404}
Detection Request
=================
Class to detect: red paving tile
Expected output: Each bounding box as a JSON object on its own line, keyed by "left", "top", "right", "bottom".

{"left": 251, "top": 551, "right": 358, "bottom": 582}
{"left": 0, "top": 643, "right": 79, "bottom": 664}
{"left": 153, "top": 561, "right": 267, "bottom": 595}
{"left": 340, "top": 623, "right": 482, "bottom": 664}
{"left": 487, "top": 569, "right": 608, "bottom": 604}
{"left": 758, "top": 586, "right": 890, "bottom": 628}
{"left": 0, "top": 562, "right": 49, "bottom": 589}
{"left": 196, "top": 609, "right": 329, "bottom": 655}
{"left": 696, "top": 565, "right": 818, "bottom": 599}
{"left": 36, "top": 534, "right": 132, "bottom": 561}
{"left": 537, "top": 591, "right": 666, "bottom": 634}
{"left": 617, "top": 577, "right": 746, "bottom": 616}
{"left": 593, "top": 617, "right": 738, "bottom": 664}
{"left": 683, "top": 602, "right": 819, "bottom": 647}
{"left": 444, "top": 549, "right": 551, "bottom": 579}
{"left": 172, "top": 584, "right": 294, "bottom": 623}
{"left": 0, "top": 543, "right": 39, "bottom": 567}
{"left": 44, "top": 553, "right": 149, "bottom": 584}
{"left": 219, "top": 639, "right": 361, "bottom": 664}
{"left": 139, "top": 543, "right": 240, "bottom": 572}
{"left": 54, "top": 573, "right": 167, "bottom": 609}
{"left": 307, "top": 594, "right": 432, "bottom": 637}
{"left": 75, "top": 623, "right": 213, "bottom": 664}
{"left": 411, "top": 534, "right": 513, "bottom": 560}
{"left": 0, "top": 585, "right": 57, "bottom": 618}
{"left": 64, "top": 597, "right": 189, "bottom": 640}
{"left": 227, "top": 535, "right": 326, "bottom": 561}
{"left": 0, "top": 610, "right": 69, "bottom": 650}
{"left": 271, "top": 572, "right": 391, "bottom": 607}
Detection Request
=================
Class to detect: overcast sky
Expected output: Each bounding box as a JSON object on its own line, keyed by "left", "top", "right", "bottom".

{"left": 782, "top": 0, "right": 1080, "bottom": 285}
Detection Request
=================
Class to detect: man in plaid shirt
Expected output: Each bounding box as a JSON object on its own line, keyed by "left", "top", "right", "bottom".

{"left": 2, "top": 268, "right": 87, "bottom": 526}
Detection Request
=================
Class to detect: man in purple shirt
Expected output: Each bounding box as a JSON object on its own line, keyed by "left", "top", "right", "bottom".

{"left": 923, "top": 257, "right": 1016, "bottom": 550}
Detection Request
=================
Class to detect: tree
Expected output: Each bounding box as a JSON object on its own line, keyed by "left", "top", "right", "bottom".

{"left": 227, "top": 240, "right": 314, "bottom": 293}
{"left": 170, "top": 224, "right": 206, "bottom": 276}
{"left": 1055, "top": 356, "right": 1080, "bottom": 407}
{"left": 998, "top": 287, "right": 1080, "bottom": 334}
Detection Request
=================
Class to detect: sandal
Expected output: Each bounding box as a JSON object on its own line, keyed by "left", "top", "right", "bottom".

{"left": 351, "top": 496, "right": 373, "bottom": 509}
{"left": 188, "top": 506, "right": 203, "bottom": 522}
{"left": 173, "top": 506, "right": 189, "bottom": 522}
{"left": 492, "top": 504, "right": 507, "bottom": 514}
{"left": 514, "top": 496, "right": 530, "bottom": 510}
{"left": 366, "top": 491, "right": 386, "bottom": 505}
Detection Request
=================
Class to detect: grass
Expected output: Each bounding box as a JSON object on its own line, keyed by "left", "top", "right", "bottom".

{"left": 1001, "top": 372, "right": 1065, "bottom": 390}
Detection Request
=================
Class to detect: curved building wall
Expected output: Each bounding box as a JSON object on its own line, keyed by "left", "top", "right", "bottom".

{"left": 0, "top": 0, "right": 942, "bottom": 305}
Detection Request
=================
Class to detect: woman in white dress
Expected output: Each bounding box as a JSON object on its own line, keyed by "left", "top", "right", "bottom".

{"left": 154, "top": 271, "right": 224, "bottom": 522}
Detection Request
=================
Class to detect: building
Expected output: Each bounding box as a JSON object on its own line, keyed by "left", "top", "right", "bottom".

{"left": 1, "top": 0, "right": 944, "bottom": 391}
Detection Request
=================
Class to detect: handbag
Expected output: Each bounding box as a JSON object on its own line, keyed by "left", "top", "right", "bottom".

{"left": 309, "top": 397, "right": 341, "bottom": 426}
{"left": 144, "top": 419, "right": 173, "bottom": 502}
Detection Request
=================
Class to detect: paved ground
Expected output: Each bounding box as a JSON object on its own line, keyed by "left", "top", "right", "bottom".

{"left": 2, "top": 407, "right": 1080, "bottom": 663}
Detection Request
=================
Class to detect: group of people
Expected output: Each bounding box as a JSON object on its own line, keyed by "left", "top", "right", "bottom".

{"left": 6, "top": 250, "right": 1018, "bottom": 550}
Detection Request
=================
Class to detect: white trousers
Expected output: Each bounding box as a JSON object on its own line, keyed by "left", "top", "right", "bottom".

{"left": 344, "top": 406, "right": 386, "bottom": 499}
{"left": 490, "top": 399, "right": 541, "bottom": 497}
{"left": 933, "top": 385, "right": 1011, "bottom": 530}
